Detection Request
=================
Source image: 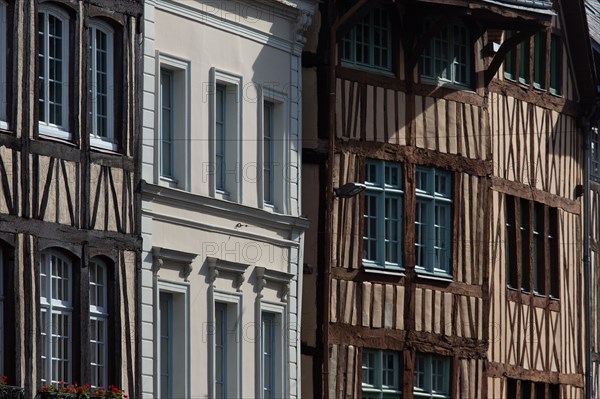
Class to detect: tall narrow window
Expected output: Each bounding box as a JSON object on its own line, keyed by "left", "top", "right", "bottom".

{"left": 548, "top": 208, "right": 559, "bottom": 298}
{"left": 215, "top": 84, "right": 226, "bottom": 192}
{"left": 414, "top": 353, "right": 450, "bottom": 399}
{"left": 592, "top": 127, "right": 600, "bottom": 180}
{"left": 262, "top": 312, "right": 275, "bottom": 398}
{"left": 89, "top": 22, "right": 114, "bottom": 149}
{"left": 0, "top": 247, "right": 3, "bottom": 375}
{"left": 415, "top": 167, "right": 452, "bottom": 276}
{"left": 0, "top": 1, "right": 7, "bottom": 128}
{"left": 506, "top": 197, "right": 518, "bottom": 288}
{"left": 361, "top": 349, "right": 401, "bottom": 398}
{"left": 214, "top": 302, "right": 227, "bottom": 398}
{"left": 520, "top": 199, "right": 531, "bottom": 291}
{"left": 549, "top": 35, "right": 562, "bottom": 95}
{"left": 38, "top": 6, "right": 70, "bottom": 138}
{"left": 533, "top": 203, "right": 544, "bottom": 294}
{"left": 263, "top": 101, "right": 274, "bottom": 205}
{"left": 518, "top": 39, "right": 529, "bottom": 84}
{"left": 420, "top": 21, "right": 470, "bottom": 86}
{"left": 160, "top": 69, "right": 173, "bottom": 179}
{"left": 363, "top": 160, "right": 403, "bottom": 269}
{"left": 159, "top": 292, "right": 173, "bottom": 399}
{"left": 341, "top": 8, "right": 392, "bottom": 71}
{"left": 89, "top": 259, "right": 108, "bottom": 388}
{"left": 504, "top": 31, "right": 515, "bottom": 80}
{"left": 40, "top": 250, "right": 72, "bottom": 384}
{"left": 533, "top": 33, "right": 542, "bottom": 88}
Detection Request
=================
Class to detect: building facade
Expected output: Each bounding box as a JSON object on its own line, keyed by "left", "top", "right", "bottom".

{"left": 301, "top": 0, "right": 595, "bottom": 397}
{"left": 0, "top": 0, "right": 143, "bottom": 398}
{"left": 140, "top": 0, "right": 315, "bottom": 397}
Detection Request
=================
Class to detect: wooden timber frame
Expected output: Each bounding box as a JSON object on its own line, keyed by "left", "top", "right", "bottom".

{"left": 301, "top": 0, "right": 595, "bottom": 397}
{"left": 0, "top": 1, "right": 143, "bottom": 397}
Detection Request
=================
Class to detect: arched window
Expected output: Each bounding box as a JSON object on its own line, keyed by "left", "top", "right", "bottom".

{"left": 89, "top": 258, "right": 109, "bottom": 388}
{"left": 40, "top": 250, "right": 73, "bottom": 384}
{"left": 89, "top": 20, "right": 115, "bottom": 150}
{"left": 37, "top": 5, "right": 71, "bottom": 139}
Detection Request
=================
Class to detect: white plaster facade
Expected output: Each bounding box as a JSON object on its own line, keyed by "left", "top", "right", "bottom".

{"left": 141, "top": 1, "right": 315, "bottom": 398}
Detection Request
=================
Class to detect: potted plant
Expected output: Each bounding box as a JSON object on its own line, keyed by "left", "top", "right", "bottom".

{"left": 0, "top": 377, "right": 25, "bottom": 399}
{"left": 38, "top": 382, "right": 89, "bottom": 399}
{"left": 90, "top": 386, "right": 127, "bottom": 399}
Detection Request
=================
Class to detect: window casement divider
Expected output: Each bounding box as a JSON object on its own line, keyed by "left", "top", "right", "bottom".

{"left": 255, "top": 266, "right": 294, "bottom": 302}
{"left": 0, "top": 1, "right": 7, "bottom": 129}
{"left": 152, "top": 247, "right": 196, "bottom": 281}
{"left": 207, "top": 256, "right": 249, "bottom": 290}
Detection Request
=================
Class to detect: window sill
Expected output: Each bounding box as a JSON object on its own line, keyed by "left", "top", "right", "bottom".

{"left": 39, "top": 124, "right": 72, "bottom": 141}
{"left": 506, "top": 286, "right": 560, "bottom": 311}
{"left": 340, "top": 61, "right": 395, "bottom": 77}
{"left": 90, "top": 136, "right": 118, "bottom": 152}
{"left": 362, "top": 264, "right": 406, "bottom": 277}
{"left": 419, "top": 77, "right": 472, "bottom": 92}
{"left": 414, "top": 269, "right": 453, "bottom": 283}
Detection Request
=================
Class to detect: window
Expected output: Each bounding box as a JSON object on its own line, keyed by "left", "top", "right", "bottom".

{"left": 40, "top": 250, "right": 73, "bottom": 384}
{"left": 159, "top": 292, "right": 173, "bottom": 399}
{"left": 361, "top": 349, "right": 401, "bottom": 399}
{"left": 549, "top": 34, "right": 562, "bottom": 95}
{"left": 0, "top": 1, "right": 7, "bottom": 129}
{"left": 420, "top": 21, "right": 469, "bottom": 86}
{"left": 262, "top": 312, "right": 276, "bottom": 398}
{"left": 414, "top": 353, "right": 450, "bottom": 399}
{"left": 259, "top": 306, "right": 284, "bottom": 399}
{"left": 211, "top": 294, "right": 240, "bottom": 398}
{"left": 363, "top": 162, "right": 452, "bottom": 275}
{"left": 503, "top": 30, "right": 531, "bottom": 84}
{"left": 363, "top": 160, "right": 403, "bottom": 269}
{"left": 160, "top": 69, "right": 174, "bottom": 179}
{"left": 0, "top": 247, "right": 3, "bottom": 375}
{"left": 505, "top": 196, "right": 559, "bottom": 297}
{"left": 506, "top": 379, "right": 559, "bottom": 399}
{"left": 263, "top": 101, "right": 274, "bottom": 205}
{"left": 533, "top": 33, "right": 543, "bottom": 89}
{"left": 89, "top": 259, "right": 108, "bottom": 388}
{"left": 38, "top": 5, "right": 70, "bottom": 139}
{"left": 157, "top": 282, "right": 189, "bottom": 399}
{"left": 341, "top": 7, "right": 392, "bottom": 71}
{"left": 215, "top": 84, "right": 226, "bottom": 191}
{"left": 158, "top": 56, "right": 190, "bottom": 189}
{"left": 592, "top": 126, "right": 600, "bottom": 181}
{"left": 210, "top": 69, "right": 241, "bottom": 200}
{"left": 89, "top": 21, "right": 115, "bottom": 150}
{"left": 415, "top": 167, "right": 452, "bottom": 276}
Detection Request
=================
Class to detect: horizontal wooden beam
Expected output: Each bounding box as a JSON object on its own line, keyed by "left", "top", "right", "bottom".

{"left": 0, "top": 214, "right": 141, "bottom": 250}
{"left": 487, "top": 361, "right": 584, "bottom": 387}
{"left": 335, "top": 141, "right": 492, "bottom": 177}
{"left": 490, "top": 176, "right": 581, "bottom": 214}
{"left": 328, "top": 323, "right": 487, "bottom": 358}
{"left": 488, "top": 79, "right": 580, "bottom": 117}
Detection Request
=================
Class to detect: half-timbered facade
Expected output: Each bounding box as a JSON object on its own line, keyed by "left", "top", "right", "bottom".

{"left": 140, "top": 1, "right": 315, "bottom": 398}
{"left": 0, "top": 1, "right": 142, "bottom": 398}
{"left": 301, "top": 0, "right": 595, "bottom": 397}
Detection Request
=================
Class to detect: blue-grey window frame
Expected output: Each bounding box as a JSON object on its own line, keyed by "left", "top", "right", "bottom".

{"left": 361, "top": 349, "right": 401, "bottom": 399}
{"left": 420, "top": 21, "right": 470, "bottom": 87}
{"left": 261, "top": 312, "right": 276, "bottom": 399}
{"left": 159, "top": 292, "right": 173, "bottom": 399}
{"left": 215, "top": 84, "right": 227, "bottom": 192}
{"left": 414, "top": 167, "right": 452, "bottom": 277}
{"left": 341, "top": 7, "right": 392, "bottom": 72}
{"left": 263, "top": 101, "right": 274, "bottom": 205}
{"left": 363, "top": 160, "right": 403, "bottom": 270}
{"left": 214, "top": 302, "right": 228, "bottom": 398}
{"left": 413, "top": 352, "right": 451, "bottom": 399}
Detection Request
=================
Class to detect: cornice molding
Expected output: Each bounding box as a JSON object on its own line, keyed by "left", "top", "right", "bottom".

{"left": 152, "top": 246, "right": 197, "bottom": 281}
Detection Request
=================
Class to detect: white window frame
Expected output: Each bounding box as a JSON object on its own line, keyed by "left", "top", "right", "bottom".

{"left": 210, "top": 68, "right": 242, "bottom": 202}
{"left": 39, "top": 250, "right": 73, "bottom": 384}
{"left": 414, "top": 166, "right": 452, "bottom": 278}
{"left": 210, "top": 290, "right": 242, "bottom": 399}
{"left": 341, "top": 7, "right": 392, "bottom": 72}
{"left": 89, "top": 20, "right": 116, "bottom": 151}
{"left": 413, "top": 353, "right": 451, "bottom": 399}
{"left": 155, "top": 280, "right": 190, "bottom": 399}
{"left": 258, "top": 301, "right": 286, "bottom": 399}
{"left": 38, "top": 5, "right": 71, "bottom": 140}
{"left": 361, "top": 349, "right": 401, "bottom": 399}
{"left": 156, "top": 54, "right": 190, "bottom": 190}
{"left": 420, "top": 21, "right": 470, "bottom": 87}
{"left": 0, "top": 1, "right": 7, "bottom": 129}
{"left": 363, "top": 160, "right": 403, "bottom": 270}
{"left": 89, "top": 258, "right": 108, "bottom": 388}
{"left": 259, "top": 86, "right": 289, "bottom": 213}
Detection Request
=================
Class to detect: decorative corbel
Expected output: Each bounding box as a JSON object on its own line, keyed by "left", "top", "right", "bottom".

{"left": 255, "top": 266, "right": 294, "bottom": 302}
{"left": 152, "top": 247, "right": 197, "bottom": 282}
{"left": 206, "top": 256, "right": 248, "bottom": 291}
{"left": 295, "top": 9, "right": 313, "bottom": 45}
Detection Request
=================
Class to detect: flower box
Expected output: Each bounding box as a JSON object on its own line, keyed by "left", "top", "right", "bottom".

{"left": 0, "top": 386, "right": 24, "bottom": 399}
